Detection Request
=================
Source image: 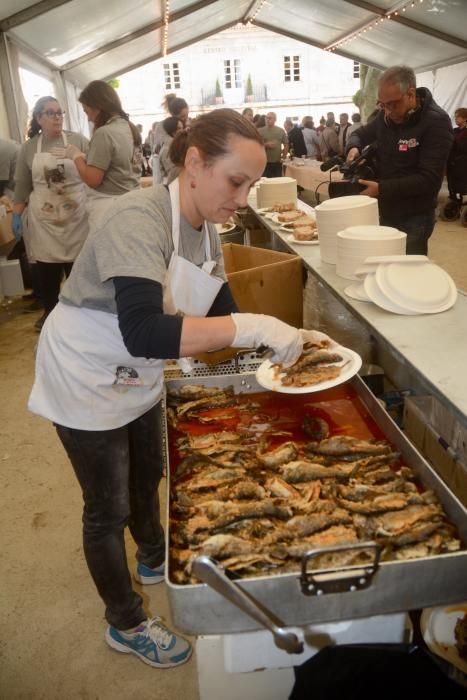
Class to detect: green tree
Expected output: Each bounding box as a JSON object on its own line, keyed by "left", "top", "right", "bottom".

{"left": 107, "top": 78, "right": 120, "bottom": 89}
{"left": 215, "top": 78, "right": 223, "bottom": 98}
{"left": 246, "top": 73, "right": 253, "bottom": 96}
{"left": 353, "top": 64, "right": 382, "bottom": 122}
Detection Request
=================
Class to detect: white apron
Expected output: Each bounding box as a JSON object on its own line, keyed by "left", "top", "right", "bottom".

{"left": 28, "top": 133, "right": 89, "bottom": 262}
{"left": 28, "top": 177, "right": 224, "bottom": 431}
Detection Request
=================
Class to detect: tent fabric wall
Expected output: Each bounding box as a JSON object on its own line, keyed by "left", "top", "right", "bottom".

{"left": 418, "top": 61, "right": 467, "bottom": 120}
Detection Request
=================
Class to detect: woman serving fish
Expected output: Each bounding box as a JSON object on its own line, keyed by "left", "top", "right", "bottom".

{"left": 28, "top": 109, "right": 328, "bottom": 671}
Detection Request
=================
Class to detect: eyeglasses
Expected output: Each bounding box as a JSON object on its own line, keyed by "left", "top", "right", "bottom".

{"left": 376, "top": 93, "right": 409, "bottom": 111}
{"left": 42, "top": 110, "right": 65, "bottom": 118}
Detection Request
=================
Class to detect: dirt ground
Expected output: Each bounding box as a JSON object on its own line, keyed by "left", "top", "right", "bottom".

{"left": 0, "top": 217, "right": 465, "bottom": 699}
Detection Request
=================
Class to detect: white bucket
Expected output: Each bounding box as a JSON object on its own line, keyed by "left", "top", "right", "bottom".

{"left": 0, "top": 258, "right": 24, "bottom": 296}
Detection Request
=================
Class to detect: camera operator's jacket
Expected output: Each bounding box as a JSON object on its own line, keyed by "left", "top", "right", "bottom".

{"left": 346, "top": 88, "right": 453, "bottom": 219}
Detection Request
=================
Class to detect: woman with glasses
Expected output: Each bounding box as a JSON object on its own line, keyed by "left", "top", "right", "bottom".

{"left": 57, "top": 80, "right": 142, "bottom": 231}
{"left": 13, "top": 96, "right": 90, "bottom": 331}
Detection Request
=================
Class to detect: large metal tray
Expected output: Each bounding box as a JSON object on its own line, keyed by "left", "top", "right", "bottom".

{"left": 163, "top": 371, "right": 467, "bottom": 637}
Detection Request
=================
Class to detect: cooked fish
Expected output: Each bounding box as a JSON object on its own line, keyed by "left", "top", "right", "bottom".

{"left": 338, "top": 493, "right": 413, "bottom": 515}
{"left": 265, "top": 476, "right": 301, "bottom": 499}
{"left": 302, "top": 414, "right": 330, "bottom": 441}
{"left": 281, "top": 365, "right": 342, "bottom": 388}
{"left": 257, "top": 441, "right": 298, "bottom": 467}
{"left": 307, "top": 436, "right": 391, "bottom": 457}
{"left": 184, "top": 467, "right": 246, "bottom": 491}
{"left": 283, "top": 349, "right": 343, "bottom": 376}
{"left": 284, "top": 508, "right": 353, "bottom": 537}
{"left": 178, "top": 384, "right": 234, "bottom": 401}
{"left": 271, "top": 525, "right": 359, "bottom": 560}
{"left": 281, "top": 460, "right": 357, "bottom": 483}
{"left": 198, "top": 534, "right": 258, "bottom": 559}
{"left": 176, "top": 392, "right": 237, "bottom": 417}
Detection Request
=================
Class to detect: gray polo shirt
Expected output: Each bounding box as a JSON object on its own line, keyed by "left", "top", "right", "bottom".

{"left": 86, "top": 117, "right": 141, "bottom": 195}
{"left": 60, "top": 184, "right": 226, "bottom": 313}
{"left": 0, "top": 138, "right": 20, "bottom": 193}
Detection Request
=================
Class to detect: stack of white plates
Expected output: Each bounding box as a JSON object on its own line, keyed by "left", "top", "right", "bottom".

{"left": 336, "top": 226, "right": 406, "bottom": 280}
{"left": 344, "top": 256, "right": 457, "bottom": 314}
{"left": 256, "top": 177, "right": 297, "bottom": 209}
{"left": 315, "top": 195, "right": 379, "bottom": 264}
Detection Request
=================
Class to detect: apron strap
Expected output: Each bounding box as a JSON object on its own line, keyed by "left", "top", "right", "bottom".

{"left": 168, "top": 177, "right": 213, "bottom": 262}
{"left": 37, "top": 131, "right": 68, "bottom": 153}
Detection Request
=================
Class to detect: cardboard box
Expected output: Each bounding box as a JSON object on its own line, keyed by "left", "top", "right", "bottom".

{"left": 403, "top": 395, "right": 467, "bottom": 505}
{"left": 222, "top": 243, "right": 303, "bottom": 328}
{"left": 0, "top": 196, "right": 14, "bottom": 247}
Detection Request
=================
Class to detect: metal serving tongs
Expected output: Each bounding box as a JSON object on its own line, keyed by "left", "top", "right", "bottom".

{"left": 192, "top": 555, "right": 304, "bottom": 654}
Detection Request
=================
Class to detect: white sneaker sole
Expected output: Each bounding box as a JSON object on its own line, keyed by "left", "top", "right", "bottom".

{"left": 133, "top": 572, "right": 165, "bottom": 585}
{"left": 105, "top": 628, "right": 193, "bottom": 668}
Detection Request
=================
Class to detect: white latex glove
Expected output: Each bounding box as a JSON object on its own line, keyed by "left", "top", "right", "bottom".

{"left": 300, "top": 329, "right": 336, "bottom": 347}
{"left": 231, "top": 313, "right": 303, "bottom": 367}
{"left": 65, "top": 143, "right": 86, "bottom": 161}
{"left": 50, "top": 144, "right": 85, "bottom": 161}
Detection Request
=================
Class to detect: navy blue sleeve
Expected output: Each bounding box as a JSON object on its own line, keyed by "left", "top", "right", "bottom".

{"left": 113, "top": 276, "right": 183, "bottom": 359}
{"left": 207, "top": 282, "right": 238, "bottom": 316}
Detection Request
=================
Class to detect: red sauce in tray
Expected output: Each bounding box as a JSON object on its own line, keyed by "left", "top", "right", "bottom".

{"left": 167, "top": 383, "right": 390, "bottom": 474}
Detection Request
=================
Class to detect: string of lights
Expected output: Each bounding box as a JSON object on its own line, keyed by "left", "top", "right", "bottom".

{"left": 162, "top": 0, "right": 170, "bottom": 57}
{"left": 246, "top": 0, "right": 269, "bottom": 24}
{"left": 325, "top": 0, "right": 426, "bottom": 53}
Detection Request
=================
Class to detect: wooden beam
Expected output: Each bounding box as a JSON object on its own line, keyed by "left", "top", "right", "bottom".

{"left": 0, "top": 0, "right": 72, "bottom": 31}
{"left": 61, "top": 0, "right": 220, "bottom": 71}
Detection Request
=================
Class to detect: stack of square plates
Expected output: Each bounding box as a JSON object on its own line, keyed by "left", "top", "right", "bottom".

{"left": 336, "top": 226, "right": 406, "bottom": 280}
{"left": 344, "top": 256, "right": 457, "bottom": 315}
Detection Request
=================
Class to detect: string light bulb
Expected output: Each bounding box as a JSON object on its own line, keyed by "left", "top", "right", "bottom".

{"left": 162, "top": 0, "right": 170, "bottom": 57}
{"left": 324, "top": 0, "right": 427, "bottom": 53}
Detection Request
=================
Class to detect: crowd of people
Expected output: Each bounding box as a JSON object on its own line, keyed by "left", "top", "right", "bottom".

{"left": 1, "top": 64, "right": 466, "bottom": 682}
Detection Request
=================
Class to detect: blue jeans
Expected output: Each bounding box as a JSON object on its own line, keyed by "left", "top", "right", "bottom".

{"left": 55, "top": 403, "right": 165, "bottom": 630}
{"left": 380, "top": 210, "right": 436, "bottom": 255}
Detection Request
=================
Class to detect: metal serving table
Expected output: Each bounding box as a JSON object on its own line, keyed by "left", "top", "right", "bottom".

{"left": 246, "top": 194, "right": 467, "bottom": 430}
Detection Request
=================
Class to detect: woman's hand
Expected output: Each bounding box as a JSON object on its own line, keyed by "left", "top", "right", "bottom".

{"left": 50, "top": 145, "right": 85, "bottom": 161}
{"left": 231, "top": 313, "right": 303, "bottom": 367}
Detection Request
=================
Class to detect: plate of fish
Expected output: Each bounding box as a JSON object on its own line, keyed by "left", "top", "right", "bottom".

{"left": 256, "top": 342, "right": 362, "bottom": 394}
{"left": 286, "top": 234, "right": 319, "bottom": 246}
{"left": 215, "top": 222, "right": 236, "bottom": 234}
{"left": 421, "top": 604, "right": 467, "bottom": 675}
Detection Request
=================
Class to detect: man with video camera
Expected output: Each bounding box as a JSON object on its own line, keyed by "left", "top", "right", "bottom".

{"left": 346, "top": 66, "right": 453, "bottom": 255}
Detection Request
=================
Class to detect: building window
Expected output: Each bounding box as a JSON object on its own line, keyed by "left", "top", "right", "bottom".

{"left": 224, "top": 59, "right": 242, "bottom": 89}
{"left": 164, "top": 63, "right": 181, "bottom": 90}
{"left": 284, "top": 55, "right": 300, "bottom": 82}
{"left": 353, "top": 61, "right": 360, "bottom": 79}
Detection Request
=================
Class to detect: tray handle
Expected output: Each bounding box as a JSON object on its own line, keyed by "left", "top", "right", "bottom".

{"left": 300, "top": 541, "right": 381, "bottom": 596}
{"left": 192, "top": 555, "right": 304, "bottom": 654}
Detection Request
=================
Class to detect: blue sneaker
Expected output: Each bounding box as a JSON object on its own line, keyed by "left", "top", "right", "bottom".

{"left": 134, "top": 561, "right": 165, "bottom": 585}
{"left": 105, "top": 617, "right": 192, "bottom": 668}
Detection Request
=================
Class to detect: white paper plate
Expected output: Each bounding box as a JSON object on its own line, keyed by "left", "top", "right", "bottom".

{"left": 364, "top": 255, "right": 429, "bottom": 265}
{"left": 344, "top": 283, "right": 371, "bottom": 302}
{"left": 256, "top": 207, "right": 273, "bottom": 214}
{"left": 376, "top": 263, "right": 457, "bottom": 314}
{"left": 270, "top": 212, "right": 303, "bottom": 224}
{"left": 354, "top": 264, "right": 379, "bottom": 278}
{"left": 421, "top": 604, "right": 467, "bottom": 675}
{"left": 255, "top": 344, "right": 362, "bottom": 394}
{"left": 215, "top": 223, "right": 236, "bottom": 234}
{"left": 364, "top": 274, "right": 419, "bottom": 315}
{"left": 286, "top": 234, "right": 319, "bottom": 246}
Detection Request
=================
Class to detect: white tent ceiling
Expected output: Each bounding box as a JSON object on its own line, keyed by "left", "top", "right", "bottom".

{"left": 1, "top": 0, "right": 466, "bottom": 87}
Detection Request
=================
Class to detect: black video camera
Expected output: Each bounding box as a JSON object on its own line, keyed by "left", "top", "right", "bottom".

{"left": 321, "top": 143, "right": 377, "bottom": 198}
